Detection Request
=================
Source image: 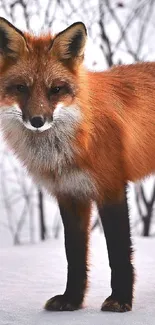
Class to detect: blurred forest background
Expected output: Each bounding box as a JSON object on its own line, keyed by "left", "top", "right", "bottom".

{"left": 0, "top": 0, "right": 155, "bottom": 246}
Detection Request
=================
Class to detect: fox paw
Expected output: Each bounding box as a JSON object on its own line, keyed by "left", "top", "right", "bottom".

{"left": 101, "top": 296, "right": 132, "bottom": 313}
{"left": 44, "top": 294, "right": 82, "bottom": 311}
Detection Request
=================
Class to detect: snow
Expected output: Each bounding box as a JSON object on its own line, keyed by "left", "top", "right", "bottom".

{"left": 0, "top": 234, "right": 155, "bottom": 325}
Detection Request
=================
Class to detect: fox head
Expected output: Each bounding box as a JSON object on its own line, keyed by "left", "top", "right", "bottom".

{"left": 0, "top": 18, "right": 87, "bottom": 132}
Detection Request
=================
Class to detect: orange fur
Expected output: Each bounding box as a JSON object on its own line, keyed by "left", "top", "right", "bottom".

{"left": 76, "top": 64, "right": 155, "bottom": 199}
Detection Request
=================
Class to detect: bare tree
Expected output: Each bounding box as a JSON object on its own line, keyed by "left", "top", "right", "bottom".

{"left": 38, "top": 189, "right": 46, "bottom": 240}
{"left": 0, "top": 149, "right": 36, "bottom": 244}
{"left": 135, "top": 182, "right": 155, "bottom": 236}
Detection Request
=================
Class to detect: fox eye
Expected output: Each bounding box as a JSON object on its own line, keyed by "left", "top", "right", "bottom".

{"left": 50, "top": 86, "right": 61, "bottom": 95}
{"left": 16, "top": 84, "right": 28, "bottom": 93}
{"left": 48, "top": 82, "right": 74, "bottom": 99}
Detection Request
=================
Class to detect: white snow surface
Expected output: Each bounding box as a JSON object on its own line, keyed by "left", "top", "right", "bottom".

{"left": 0, "top": 234, "right": 155, "bottom": 325}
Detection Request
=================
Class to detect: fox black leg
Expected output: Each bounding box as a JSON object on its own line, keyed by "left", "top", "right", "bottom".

{"left": 45, "top": 197, "right": 91, "bottom": 311}
{"left": 98, "top": 185, "right": 134, "bottom": 312}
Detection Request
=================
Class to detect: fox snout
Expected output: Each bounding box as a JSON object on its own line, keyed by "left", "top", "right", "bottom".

{"left": 23, "top": 113, "right": 53, "bottom": 132}
{"left": 30, "top": 115, "right": 46, "bottom": 128}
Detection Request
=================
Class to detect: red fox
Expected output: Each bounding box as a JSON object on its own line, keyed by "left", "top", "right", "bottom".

{"left": 0, "top": 17, "right": 154, "bottom": 312}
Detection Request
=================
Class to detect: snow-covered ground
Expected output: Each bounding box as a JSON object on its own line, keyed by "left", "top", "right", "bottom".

{"left": 0, "top": 234, "right": 155, "bottom": 325}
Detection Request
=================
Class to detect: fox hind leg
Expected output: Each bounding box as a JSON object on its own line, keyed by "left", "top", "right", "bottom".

{"left": 98, "top": 185, "right": 134, "bottom": 312}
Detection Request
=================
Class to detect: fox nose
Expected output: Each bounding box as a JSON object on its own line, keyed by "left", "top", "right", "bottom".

{"left": 30, "top": 115, "right": 45, "bottom": 128}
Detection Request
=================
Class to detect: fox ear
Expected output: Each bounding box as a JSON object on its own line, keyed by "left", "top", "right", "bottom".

{"left": 0, "top": 17, "right": 28, "bottom": 59}
{"left": 51, "top": 22, "right": 87, "bottom": 62}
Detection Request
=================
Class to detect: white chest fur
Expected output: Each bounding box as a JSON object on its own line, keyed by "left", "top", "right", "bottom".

{"left": 34, "top": 168, "right": 97, "bottom": 199}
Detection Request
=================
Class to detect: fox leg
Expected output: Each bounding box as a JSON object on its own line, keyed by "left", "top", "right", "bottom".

{"left": 98, "top": 185, "right": 134, "bottom": 312}
{"left": 45, "top": 198, "right": 91, "bottom": 311}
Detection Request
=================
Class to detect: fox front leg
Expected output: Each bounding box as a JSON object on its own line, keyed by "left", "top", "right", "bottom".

{"left": 45, "top": 198, "right": 91, "bottom": 311}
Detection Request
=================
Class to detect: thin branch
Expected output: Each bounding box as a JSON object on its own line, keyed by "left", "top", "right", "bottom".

{"left": 99, "top": 0, "right": 113, "bottom": 67}
{"left": 135, "top": 184, "right": 143, "bottom": 218}
{"left": 105, "top": 0, "right": 149, "bottom": 61}
{"left": 136, "top": 0, "right": 154, "bottom": 56}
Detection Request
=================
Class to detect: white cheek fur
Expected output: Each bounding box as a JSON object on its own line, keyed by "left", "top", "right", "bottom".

{"left": 53, "top": 103, "right": 63, "bottom": 119}
{"left": 13, "top": 104, "right": 22, "bottom": 113}
{"left": 53, "top": 102, "right": 82, "bottom": 122}
{"left": 0, "top": 104, "right": 22, "bottom": 121}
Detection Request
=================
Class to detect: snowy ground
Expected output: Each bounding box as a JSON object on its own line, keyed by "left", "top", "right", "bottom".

{"left": 0, "top": 234, "right": 155, "bottom": 325}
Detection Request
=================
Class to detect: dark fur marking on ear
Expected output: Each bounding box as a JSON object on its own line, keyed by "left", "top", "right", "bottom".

{"left": 54, "top": 22, "right": 87, "bottom": 41}
{"left": 68, "top": 30, "right": 83, "bottom": 57}
{"left": 0, "top": 17, "right": 28, "bottom": 54}
{"left": 0, "top": 27, "right": 12, "bottom": 54}
{"left": 0, "top": 17, "right": 25, "bottom": 39}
